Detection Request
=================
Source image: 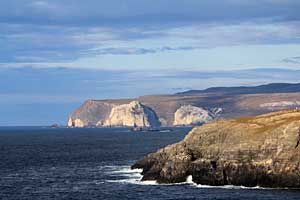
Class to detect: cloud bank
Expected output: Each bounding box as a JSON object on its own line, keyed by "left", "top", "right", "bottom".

{"left": 0, "top": 0, "right": 300, "bottom": 68}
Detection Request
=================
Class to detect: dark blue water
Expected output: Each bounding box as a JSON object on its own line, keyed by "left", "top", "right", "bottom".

{"left": 1, "top": 127, "right": 300, "bottom": 200}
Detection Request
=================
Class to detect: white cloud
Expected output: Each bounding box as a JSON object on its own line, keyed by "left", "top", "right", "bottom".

{"left": 31, "top": 1, "right": 49, "bottom": 8}
{"left": 0, "top": 19, "right": 300, "bottom": 70}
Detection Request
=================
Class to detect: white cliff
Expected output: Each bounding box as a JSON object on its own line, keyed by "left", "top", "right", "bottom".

{"left": 67, "top": 118, "right": 73, "bottom": 127}
{"left": 173, "top": 105, "right": 215, "bottom": 126}
{"left": 103, "top": 101, "right": 160, "bottom": 127}
{"left": 67, "top": 117, "right": 85, "bottom": 128}
{"left": 96, "top": 120, "right": 104, "bottom": 127}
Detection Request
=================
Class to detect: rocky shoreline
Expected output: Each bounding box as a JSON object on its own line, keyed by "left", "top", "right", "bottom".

{"left": 132, "top": 110, "right": 300, "bottom": 188}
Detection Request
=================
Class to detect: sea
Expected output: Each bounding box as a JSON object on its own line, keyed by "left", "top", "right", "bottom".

{"left": 1, "top": 127, "right": 300, "bottom": 200}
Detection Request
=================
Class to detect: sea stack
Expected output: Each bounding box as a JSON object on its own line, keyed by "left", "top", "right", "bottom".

{"left": 132, "top": 110, "right": 300, "bottom": 188}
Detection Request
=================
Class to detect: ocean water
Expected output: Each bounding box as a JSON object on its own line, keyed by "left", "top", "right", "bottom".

{"left": 0, "top": 127, "right": 300, "bottom": 200}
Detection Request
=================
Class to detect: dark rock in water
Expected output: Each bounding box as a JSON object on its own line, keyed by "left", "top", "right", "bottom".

{"left": 132, "top": 110, "right": 300, "bottom": 188}
{"left": 50, "top": 124, "right": 61, "bottom": 128}
{"left": 130, "top": 127, "right": 160, "bottom": 132}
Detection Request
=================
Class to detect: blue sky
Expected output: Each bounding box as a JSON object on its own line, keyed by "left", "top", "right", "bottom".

{"left": 1, "top": 0, "right": 300, "bottom": 125}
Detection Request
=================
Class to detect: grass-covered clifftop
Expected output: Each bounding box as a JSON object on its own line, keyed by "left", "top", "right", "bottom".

{"left": 132, "top": 110, "right": 300, "bottom": 188}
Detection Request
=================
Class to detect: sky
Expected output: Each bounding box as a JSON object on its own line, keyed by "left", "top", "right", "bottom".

{"left": 1, "top": 0, "right": 300, "bottom": 125}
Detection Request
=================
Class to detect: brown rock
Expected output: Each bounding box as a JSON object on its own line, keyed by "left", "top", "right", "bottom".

{"left": 132, "top": 110, "right": 300, "bottom": 188}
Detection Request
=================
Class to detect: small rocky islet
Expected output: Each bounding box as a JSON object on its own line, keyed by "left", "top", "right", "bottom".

{"left": 132, "top": 110, "right": 300, "bottom": 188}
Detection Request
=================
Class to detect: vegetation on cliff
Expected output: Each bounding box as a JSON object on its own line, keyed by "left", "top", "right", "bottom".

{"left": 132, "top": 110, "right": 300, "bottom": 188}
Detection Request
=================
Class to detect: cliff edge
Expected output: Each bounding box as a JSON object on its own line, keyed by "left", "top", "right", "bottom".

{"left": 132, "top": 109, "right": 300, "bottom": 188}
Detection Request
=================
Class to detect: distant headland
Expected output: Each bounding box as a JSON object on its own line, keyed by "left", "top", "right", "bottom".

{"left": 67, "top": 83, "right": 300, "bottom": 128}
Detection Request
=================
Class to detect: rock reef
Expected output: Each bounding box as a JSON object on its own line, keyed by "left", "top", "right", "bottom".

{"left": 132, "top": 110, "right": 300, "bottom": 188}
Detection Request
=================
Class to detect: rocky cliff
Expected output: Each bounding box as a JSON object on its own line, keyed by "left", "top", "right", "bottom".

{"left": 103, "top": 101, "right": 160, "bottom": 127}
{"left": 132, "top": 110, "right": 300, "bottom": 188}
{"left": 173, "top": 105, "right": 218, "bottom": 126}
{"left": 68, "top": 100, "right": 114, "bottom": 127}
{"left": 68, "top": 101, "right": 161, "bottom": 128}
{"left": 67, "top": 83, "right": 300, "bottom": 127}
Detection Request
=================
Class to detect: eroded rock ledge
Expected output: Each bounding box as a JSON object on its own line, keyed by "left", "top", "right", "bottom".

{"left": 132, "top": 110, "right": 300, "bottom": 188}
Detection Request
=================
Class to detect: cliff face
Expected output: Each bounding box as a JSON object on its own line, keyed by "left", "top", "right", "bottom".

{"left": 67, "top": 118, "right": 85, "bottom": 128}
{"left": 103, "top": 101, "right": 161, "bottom": 127}
{"left": 173, "top": 105, "right": 216, "bottom": 126}
{"left": 67, "top": 84, "right": 300, "bottom": 127}
{"left": 68, "top": 100, "right": 114, "bottom": 127}
{"left": 132, "top": 110, "right": 300, "bottom": 188}
{"left": 68, "top": 101, "right": 161, "bottom": 128}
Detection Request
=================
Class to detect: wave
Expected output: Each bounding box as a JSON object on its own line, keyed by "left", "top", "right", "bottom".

{"left": 185, "top": 176, "right": 266, "bottom": 190}
{"left": 195, "top": 184, "right": 265, "bottom": 190}
{"left": 104, "top": 165, "right": 159, "bottom": 185}
{"left": 103, "top": 165, "right": 268, "bottom": 189}
{"left": 159, "top": 130, "right": 172, "bottom": 133}
{"left": 104, "top": 165, "right": 145, "bottom": 184}
{"left": 105, "top": 166, "right": 193, "bottom": 186}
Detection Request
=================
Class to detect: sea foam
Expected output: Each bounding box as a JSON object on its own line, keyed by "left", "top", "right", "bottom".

{"left": 104, "top": 165, "right": 267, "bottom": 189}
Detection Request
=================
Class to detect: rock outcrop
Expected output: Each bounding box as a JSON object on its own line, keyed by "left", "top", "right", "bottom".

{"left": 67, "top": 118, "right": 73, "bottom": 127}
{"left": 132, "top": 110, "right": 300, "bottom": 188}
{"left": 103, "top": 101, "right": 161, "bottom": 127}
{"left": 67, "top": 100, "right": 114, "bottom": 127}
{"left": 173, "top": 105, "right": 214, "bottom": 126}
{"left": 67, "top": 118, "right": 85, "bottom": 128}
